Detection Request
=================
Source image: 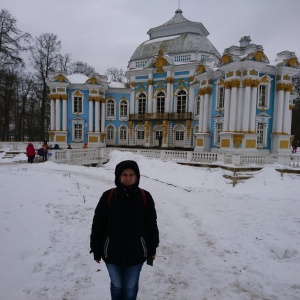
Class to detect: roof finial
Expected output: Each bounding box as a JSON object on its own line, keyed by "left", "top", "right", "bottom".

{"left": 178, "top": 0, "right": 180, "bottom": 9}
{"left": 176, "top": 0, "right": 182, "bottom": 14}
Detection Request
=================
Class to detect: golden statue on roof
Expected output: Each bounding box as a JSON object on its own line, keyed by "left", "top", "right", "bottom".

{"left": 156, "top": 50, "right": 167, "bottom": 73}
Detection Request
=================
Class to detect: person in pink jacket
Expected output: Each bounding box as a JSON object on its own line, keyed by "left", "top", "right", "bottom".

{"left": 26, "top": 143, "right": 35, "bottom": 164}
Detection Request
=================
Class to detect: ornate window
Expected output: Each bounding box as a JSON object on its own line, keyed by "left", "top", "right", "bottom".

{"left": 176, "top": 90, "right": 187, "bottom": 113}
{"left": 257, "top": 122, "right": 264, "bottom": 144}
{"left": 137, "top": 130, "right": 145, "bottom": 140}
{"left": 72, "top": 92, "right": 83, "bottom": 114}
{"left": 138, "top": 93, "right": 146, "bottom": 114}
{"left": 257, "top": 77, "right": 272, "bottom": 109}
{"left": 106, "top": 125, "right": 115, "bottom": 146}
{"left": 120, "top": 100, "right": 128, "bottom": 118}
{"left": 119, "top": 125, "right": 127, "bottom": 145}
{"left": 217, "top": 86, "right": 225, "bottom": 109}
{"left": 74, "top": 123, "right": 83, "bottom": 140}
{"left": 157, "top": 91, "right": 165, "bottom": 113}
{"left": 106, "top": 99, "right": 115, "bottom": 118}
{"left": 195, "top": 96, "right": 200, "bottom": 115}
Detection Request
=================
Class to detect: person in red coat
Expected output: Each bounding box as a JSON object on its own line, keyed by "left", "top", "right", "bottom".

{"left": 26, "top": 143, "right": 35, "bottom": 163}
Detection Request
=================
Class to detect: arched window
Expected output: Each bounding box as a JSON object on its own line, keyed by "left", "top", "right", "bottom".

{"left": 217, "top": 86, "right": 225, "bottom": 109}
{"left": 157, "top": 91, "right": 165, "bottom": 113}
{"left": 257, "top": 84, "right": 269, "bottom": 108}
{"left": 119, "top": 125, "right": 127, "bottom": 141}
{"left": 106, "top": 125, "right": 114, "bottom": 141}
{"left": 107, "top": 99, "right": 115, "bottom": 117}
{"left": 138, "top": 93, "right": 146, "bottom": 114}
{"left": 177, "top": 90, "right": 187, "bottom": 113}
{"left": 120, "top": 100, "right": 128, "bottom": 117}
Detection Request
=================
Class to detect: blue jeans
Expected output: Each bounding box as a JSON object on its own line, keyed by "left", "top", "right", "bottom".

{"left": 105, "top": 263, "right": 143, "bottom": 300}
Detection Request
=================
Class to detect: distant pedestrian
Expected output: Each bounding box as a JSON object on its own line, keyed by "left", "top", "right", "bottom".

{"left": 83, "top": 142, "right": 88, "bottom": 148}
{"left": 42, "top": 141, "right": 50, "bottom": 161}
{"left": 26, "top": 143, "right": 35, "bottom": 164}
{"left": 158, "top": 134, "right": 163, "bottom": 147}
{"left": 53, "top": 144, "right": 61, "bottom": 150}
{"left": 67, "top": 144, "right": 72, "bottom": 149}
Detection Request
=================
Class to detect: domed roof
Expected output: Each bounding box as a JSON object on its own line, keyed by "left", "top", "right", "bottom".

{"left": 130, "top": 9, "right": 220, "bottom": 62}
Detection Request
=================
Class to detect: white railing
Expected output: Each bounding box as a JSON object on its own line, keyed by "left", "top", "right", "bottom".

{"left": 1, "top": 142, "right": 300, "bottom": 167}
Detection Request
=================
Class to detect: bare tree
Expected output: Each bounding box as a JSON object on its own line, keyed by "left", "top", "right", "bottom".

{"left": 0, "top": 9, "right": 31, "bottom": 68}
{"left": 105, "top": 67, "right": 126, "bottom": 82}
{"left": 70, "top": 61, "right": 95, "bottom": 76}
{"left": 30, "top": 33, "right": 61, "bottom": 140}
{"left": 57, "top": 53, "right": 72, "bottom": 74}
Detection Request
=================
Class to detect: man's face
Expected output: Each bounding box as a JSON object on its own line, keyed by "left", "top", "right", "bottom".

{"left": 120, "top": 168, "right": 136, "bottom": 186}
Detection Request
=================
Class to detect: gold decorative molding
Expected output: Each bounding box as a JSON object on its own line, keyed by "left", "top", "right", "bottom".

{"left": 130, "top": 82, "right": 135, "bottom": 88}
{"left": 166, "top": 77, "right": 174, "bottom": 84}
{"left": 236, "top": 70, "right": 241, "bottom": 76}
{"left": 218, "top": 78, "right": 225, "bottom": 86}
{"left": 147, "top": 79, "right": 153, "bottom": 85}
{"left": 203, "top": 86, "right": 212, "bottom": 95}
{"left": 189, "top": 76, "right": 195, "bottom": 82}
{"left": 129, "top": 121, "right": 133, "bottom": 137}
{"left": 221, "top": 139, "right": 230, "bottom": 147}
{"left": 243, "top": 70, "right": 247, "bottom": 76}
{"left": 224, "top": 81, "right": 231, "bottom": 89}
{"left": 233, "top": 134, "right": 243, "bottom": 149}
{"left": 196, "top": 65, "right": 206, "bottom": 74}
{"left": 74, "top": 90, "right": 83, "bottom": 96}
{"left": 145, "top": 121, "right": 149, "bottom": 143}
{"left": 245, "top": 139, "right": 256, "bottom": 148}
{"left": 279, "top": 140, "right": 289, "bottom": 149}
{"left": 285, "top": 57, "right": 300, "bottom": 68}
{"left": 251, "top": 79, "right": 261, "bottom": 88}
{"left": 261, "top": 76, "right": 269, "bottom": 83}
{"left": 276, "top": 83, "right": 293, "bottom": 92}
{"left": 100, "top": 97, "right": 106, "bottom": 103}
{"left": 90, "top": 89, "right": 98, "bottom": 94}
{"left": 186, "top": 120, "right": 191, "bottom": 139}
{"left": 218, "top": 54, "right": 233, "bottom": 66}
{"left": 283, "top": 74, "right": 291, "bottom": 81}
{"left": 201, "top": 80, "right": 207, "bottom": 86}
{"left": 243, "top": 78, "right": 253, "bottom": 87}
{"left": 250, "top": 69, "right": 258, "bottom": 76}
{"left": 162, "top": 120, "right": 168, "bottom": 143}
{"left": 230, "top": 79, "right": 240, "bottom": 88}
{"left": 254, "top": 51, "right": 268, "bottom": 62}
{"left": 226, "top": 71, "right": 234, "bottom": 78}
{"left": 100, "top": 133, "right": 106, "bottom": 142}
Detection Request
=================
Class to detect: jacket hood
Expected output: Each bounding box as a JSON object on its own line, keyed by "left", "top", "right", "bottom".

{"left": 114, "top": 160, "right": 140, "bottom": 187}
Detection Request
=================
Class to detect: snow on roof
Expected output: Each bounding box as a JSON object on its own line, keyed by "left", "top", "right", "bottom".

{"left": 109, "top": 82, "right": 127, "bottom": 88}
{"left": 144, "top": 35, "right": 180, "bottom": 45}
{"left": 66, "top": 73, "right": 89, "bottom": 84}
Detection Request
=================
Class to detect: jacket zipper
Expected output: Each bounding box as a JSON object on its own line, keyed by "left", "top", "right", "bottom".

{"left": 104, "top": 237, "right": 109, "bottom": 258}
{"left": 141, "top": 237, "right": 147, "bottom": 257}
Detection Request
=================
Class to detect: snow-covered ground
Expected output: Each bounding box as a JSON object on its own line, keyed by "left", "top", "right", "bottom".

{"left": 1, "top": 149, "right": 300, "bottom": 300}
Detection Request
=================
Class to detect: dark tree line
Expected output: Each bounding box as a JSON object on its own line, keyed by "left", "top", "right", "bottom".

{"left": 0, "top": 9, "right": 97, "bottom": 142}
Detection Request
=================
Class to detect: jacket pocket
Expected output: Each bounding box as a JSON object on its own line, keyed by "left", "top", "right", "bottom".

{"left": 141, "top": 237, "right": 147, "bottom": 257}
{"left": 104, "top": 237, "right": 109, "bottom": 258}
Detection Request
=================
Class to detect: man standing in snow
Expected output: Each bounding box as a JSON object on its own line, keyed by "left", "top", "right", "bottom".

{"left": 90, "top": 160, "right": 159, "bottom": 300}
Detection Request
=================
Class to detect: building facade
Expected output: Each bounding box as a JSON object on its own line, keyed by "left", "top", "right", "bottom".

{"left": 46, "top": 8, "right": 300, "bottom": 153}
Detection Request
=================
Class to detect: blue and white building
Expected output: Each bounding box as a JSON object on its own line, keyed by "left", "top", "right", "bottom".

{"left": 46, "top": 8, "right": 300, "bottom": 154}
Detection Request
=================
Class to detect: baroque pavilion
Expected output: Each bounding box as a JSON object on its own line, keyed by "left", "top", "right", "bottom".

{"left": 46, "top": 8, "right": 300, "bottom": 154}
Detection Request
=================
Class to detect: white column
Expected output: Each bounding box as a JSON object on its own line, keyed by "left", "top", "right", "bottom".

{"left": 130, "top": 88, "right": 135, "bottom": 114}
{"left": 223, "top": 86, "right": 231, "bottom": 132}
{"left": 101, "top": 101, "right": 105, "bottom": 132}
{"left": 62, "top": 99, "right": 67, "bottom": 131}
{"left": 242, "top": 85, "right": 251, "bottom": 132}
{"left": 198, "top": 94, "right": 204, "bottom": 132}
{"left": 55, "top": 98, "right": 61, "bottom": 131}
{"left": 189, "top": 86, "right": 195, "bottom": 113}
{"left": 236, "top": 87, "right": 243, "bottom": 132}
{"left": 50, "top": 99, "right": 55, "bottom": 130}
{"left": 203, "top": 92, "right": 210, "bottom": 133}
{"left": 229, "top": 87, "right": 237, "bottom": 132}
{"left": 249, "top": 86, "right": 258, "bottom": 133}
{"left": 89, "top": 100, "right": 93, "bottom": 131}
{"left": 276, "top": 90, "right": 285, "bottom": 133}
{"left": 282, "top": 91, "right": 291, "bottom": 134}
{"left": 166, "top": 70, "right": 172, "bottom": 113}
{"left": 147, "top": 73, "right": 153, "bottom": 113}
{"left": 95, "top": 100, "right": 100, "bottom": 132}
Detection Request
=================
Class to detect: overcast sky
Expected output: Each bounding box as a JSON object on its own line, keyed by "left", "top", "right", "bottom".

{"left": 2, "top": 0, "right": 300, "bottom": 75}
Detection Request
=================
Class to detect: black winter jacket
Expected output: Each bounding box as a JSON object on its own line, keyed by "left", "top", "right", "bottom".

{"left": 90, "top": 185, "right": 159, "bottom": 266}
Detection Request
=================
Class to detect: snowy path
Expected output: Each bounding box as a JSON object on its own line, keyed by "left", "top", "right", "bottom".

{"left": 1, "top": 159, "right": 300, "bottom": 300}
